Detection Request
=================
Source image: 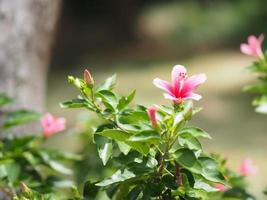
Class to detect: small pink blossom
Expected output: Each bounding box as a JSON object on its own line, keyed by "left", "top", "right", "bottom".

{"left": 153, "top": 65, "right": 207, "bottom": 104}
{"left": 41, "top": 113, "right": 66, "bottom": 138}
{"left": 240, "top": 34, "right": 264, "bottom": 59}
{"left": 147, "top": 106, "right": 157, "bottom": 128}
{"left": 214, "top": 183, "right": 227, "bottom": 192}
{"left": 239, "top": 159, "right": 257, "bottom": 176}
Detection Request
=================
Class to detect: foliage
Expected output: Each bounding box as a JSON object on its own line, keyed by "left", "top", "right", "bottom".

{"left": 241, "top": 35, "right": 267, "bottom": 114}
{"left": 61, "top": 68, "right": 233, "bottom": 200}
{"left": 0, "top": 94, "right": 81, "bottom": 199}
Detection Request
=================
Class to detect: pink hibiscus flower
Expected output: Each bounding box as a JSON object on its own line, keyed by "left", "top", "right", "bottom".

{"left": 41, "top": 113, "right": 66, "bottom": 138}
{"left": 240, "top": 34, "right": 264, "bottom": 59}
{"left": 239, "top": 159, "right": 257, "bottom": 176}
{"left": 153, "top": 65, "right": 207, "bottom": 104}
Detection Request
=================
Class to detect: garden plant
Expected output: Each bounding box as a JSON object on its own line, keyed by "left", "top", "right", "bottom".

{"left": 0, "top": 34, "right": 265, "bottom": 199}
{"left": 59, "top": 66, "right": 256, "bottom": 200}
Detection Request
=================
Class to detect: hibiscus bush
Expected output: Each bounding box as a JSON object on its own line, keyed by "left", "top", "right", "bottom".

{"left": 0, "top": 94, "right": 80, "bottom": 199}
{"left": 240, "top": 34, "right": 267, "bottom": 114}
{"left": 61, "top": 66, "right": 257, "bottom": 200}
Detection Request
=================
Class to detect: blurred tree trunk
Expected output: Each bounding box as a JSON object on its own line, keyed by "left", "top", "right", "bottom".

{"left": 0, "top": 0, "right": 62, "bottom": 136}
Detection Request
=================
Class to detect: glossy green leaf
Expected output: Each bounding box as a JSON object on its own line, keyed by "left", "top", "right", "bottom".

{"left": 179, "top": 127, "right": 211, "bottom": 139}
{"left": 60, "top": 98, "right": 93, "bottom": 110}
{"left": 173, "top": 148, "right": 197, "bottom": 168}
{"left": 96, "top": 90, "right": 117, "bottom": 110}
{"left": 125, "top": 141, "right": 150, "bottom": 155}
{"left": 126, "top": 186, "right": 142, "bottom": 200}
{"left": 178, "top": 135, "right": 202, "bottom": 151}
{"left": 2, "top": 110, "right": 40, "bottom": 129}
{"left": 83, "top": 181, "right": 99, "bottom": 199}
{"left": 96, "top": 129, "right": 131, "bottom": 141}
{"left": 96, "top": 129, "right": 149, "bottom": 155}
{"left": 194, "top": 180, "right": 218, "bottom": 192}
{"left": 96, "top": 169, "right": 135, "bottom": 187}
{"left": 38, "top": 151, "right": 72, "bottom": 175}
{"left": 97, "top": 74, "right": 117, "bottom": 91}
{"left": 127, "top": 130, "right": 160, "bottom": 144}
{"left": 95, "top": 135, "right": 113, "bottom": 165}
{"left": 198, "top": 156, "right": 226, "bottom": 184}
{"left": 117, "top": 141, "right": 131, "bottom": 155}
{"left": 117, "top": 90, "right": 136, "bottom": 110}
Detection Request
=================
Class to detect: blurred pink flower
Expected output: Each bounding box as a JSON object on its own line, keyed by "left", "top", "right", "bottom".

{"left": 153, "top": 65, "right": 207, "bottom": 104}
{"left": 41, "top": 113, "right": 66, "bottom": 138}
{"left": 240, "top": 34, "right": 264, "bottom": 59}
{"left": 214, "top": 183, "right": 227, "bottom": 192}
{"left": 239, "top": 159, "right": 257, "bottom": 176}
{"left": 147, "top": 106, "right": 157, "bottom": 128}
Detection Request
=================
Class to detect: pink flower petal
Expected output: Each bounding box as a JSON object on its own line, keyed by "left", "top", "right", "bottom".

{"left": 163, "top": 93, "right": 183, "bottom": 104}
{"left": 239, "top": 159, "right": 257, "bottom": 176}
{"left": 153, "top": 78, "right": 173, "bottom": 95}
{"left": 248, "top": 35, "right": 259, "bottom": 47}
{"left": 181, "top": 73, "right": 207, "bottom": 95}
{"left": 171, "top": 65, "right": 187, "bottom": 94}
{"left": 184, "top": 93, "right": 202, "bottom": 101}
{"left": 240, "top": 44, "right": 253, "bottom": 56}
{"left": 241, "top": 34, "right": 264, "bottom": 58}
{"left": 41, "top": 113, "right": 66, "bottom": 138}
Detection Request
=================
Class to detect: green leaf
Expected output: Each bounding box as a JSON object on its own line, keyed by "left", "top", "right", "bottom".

{"left": 127, "top": 130, "right": 160, "bottom": 144}
{"left": 83, "top": 181, "right": 99, "bottom": 199}
{"left": 38, "top": 151, "right": 73, "bottom": 175}
{"left": 126, "top": 186, "right": 142, "bottom": 200}
{"left": 117, "top": 90, "right": 136, "bottom": 110}
{"left": 47, "top": 160, "right": 73, "bottom": 175}
{"left": 6, "top": 161, "right": 21, "bottom": 184}
{"left": 178, "top": 135, "right": 202, "bottom": 152}
{"left": 95, "top": 135, "right": 113, "bottom": 165}
{"left": 243, "top": 83, "right": 267, "bottom": 93}
{"left": 224, "top": 188, "right": 255, "bottom": 199}
{"left": 96, "top": 129, "right": 149, "bottom": 155}
{"left": 0, "top": 93, "right": 12, "bottom": 107}
{"left": 117, "top": 141, "right": 131, "bottom": 155}
{"left": 173, "top": 148, "right": 197, "bottom": 168}
{"left": 2, "top": 110, "right": 40, "bottom": 129}
{"left": 125, "top": 141, "right": 150, "bottom": 155}
{"left": 97, "top": 74, "right": 117, "bottom": 91}
{"left": 96, "top": 169, "right": 136, "bottom": 187}
{"left": 198, "top": 157, "right": 226, "bottom": 184}
{"left": 95, "top": 90, "right": 117, "bottom": 110}
{"left": 96, "top": 129, "right": 131, "bottom": 141}
{"left": 194, "top": 180, "right": 218, "bottom": 192}
{"left": 60, "top": 98, "right": 93, "bottom": 110}
{"left": 179, "top": 127, "right": 211, "bottom": 139}
{"left": 252, "top": 95, "right": 267, "bottom": 106}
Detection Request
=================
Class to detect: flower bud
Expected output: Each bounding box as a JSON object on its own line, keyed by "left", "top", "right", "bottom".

{"left": 147, "top": 106, "right": 157, "bottom": 128}
{"left": 84, "top": 69, "right": 94, "bottom": 87}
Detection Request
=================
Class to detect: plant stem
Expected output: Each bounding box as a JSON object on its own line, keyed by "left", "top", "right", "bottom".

{"left": 175, "top": 162, "right": 182, "bottom": 187}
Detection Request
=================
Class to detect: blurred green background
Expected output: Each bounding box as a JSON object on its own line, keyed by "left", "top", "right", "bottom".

{"left": 45, "top": 0, "right": 267, "bottom": 199}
